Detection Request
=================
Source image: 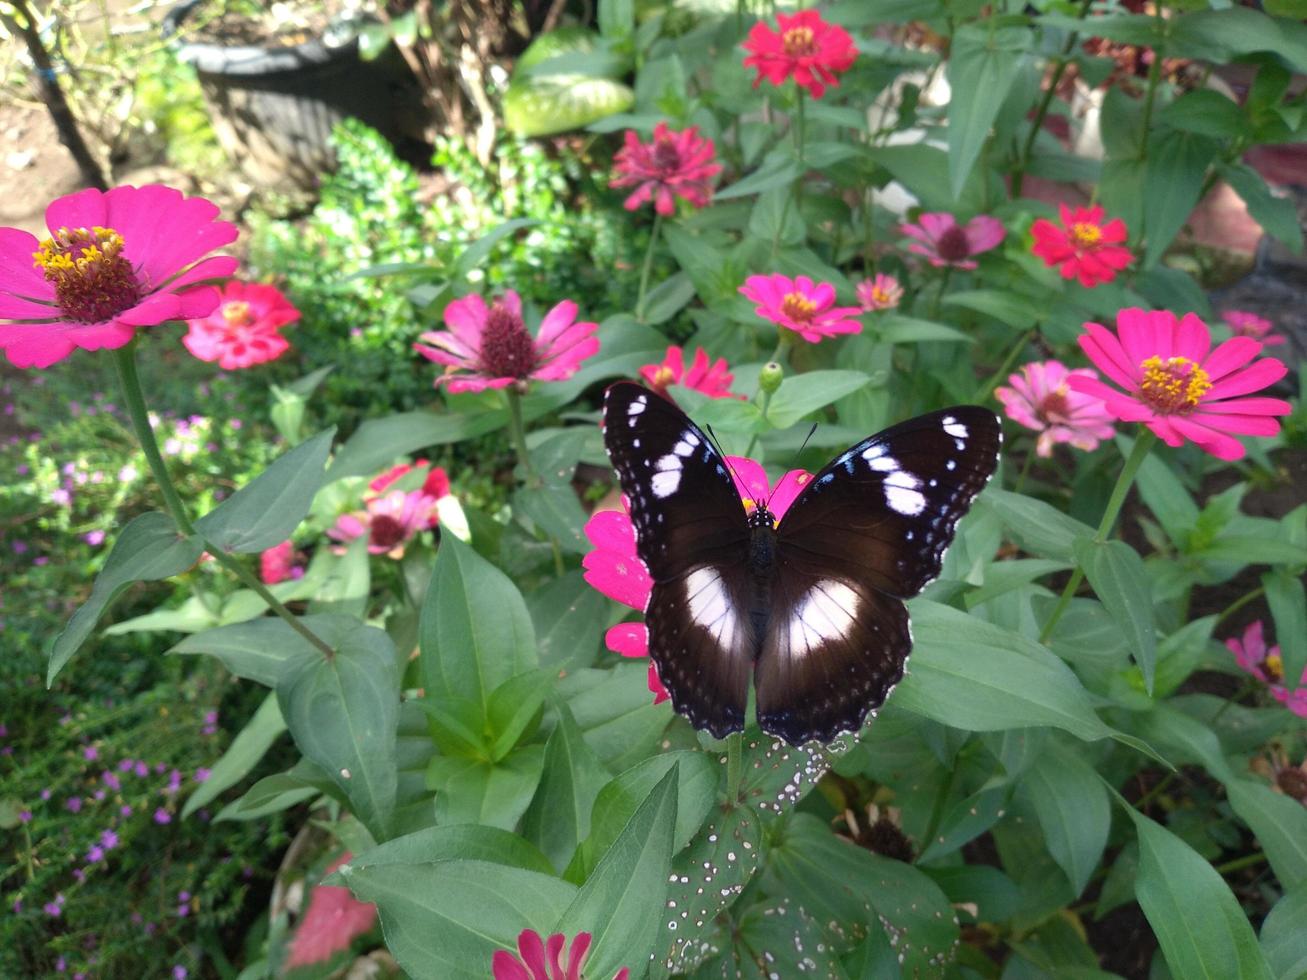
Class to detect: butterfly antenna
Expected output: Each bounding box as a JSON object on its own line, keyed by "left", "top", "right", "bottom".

{"left": 761, "top": 422, "right": 819, "bottom": 512}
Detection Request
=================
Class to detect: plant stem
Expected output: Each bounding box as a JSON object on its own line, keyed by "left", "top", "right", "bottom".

{"left": 929, "top": 267, "right": 953, "bottom": 320}
{"left": 1214, "top": 851, "right": 1267, "bottom": 876}
{"left": 794, "top": 88, "right": 806, "bottom": 216}
{"left": 111, "top": 343, "right": 335, "bottom": 660}
{"left": 726, "top": 732, "right": 743, "bottom": 803}
{"left": 743, "top": 386, "right": 776, "bottom": 459}
{"left": 1039, "top": 430, "right": 1158, "bottom": 643}
{"left": 972, "top": 327, "right": 1034, "bottom": 402}
{"left": 1139, "top": 11, "right": 1167, "bottom": 162}
{"left": 1013, "top": 448, "right": 1038, "bottom": 495}
{"left": 505, "top": 387, "right": 537, "bottom": 481}
{"left": 1216, "top": 586, "right": 1266, "bottom": 626}
{"left": 635, "top": 212, "right": 663, "bottom": 322}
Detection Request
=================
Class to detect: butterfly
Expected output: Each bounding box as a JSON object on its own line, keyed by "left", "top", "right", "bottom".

{"left": 601, "top": 380, "right": 1001, "bottom": 746}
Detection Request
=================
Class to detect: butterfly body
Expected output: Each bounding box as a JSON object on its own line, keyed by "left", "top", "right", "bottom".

{"left": 603, "top": 381, "right": 1000, "bottom": 746}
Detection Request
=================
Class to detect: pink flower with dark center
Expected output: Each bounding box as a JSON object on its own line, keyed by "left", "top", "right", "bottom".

{"left": 284, "top": 853, "right": 377, "bottom": 969}
{"left": 1031, "top": 204, "right": 1132, "bottom": 288}
{"left": 639, "top": 345, "right": 743, "bottom": 401}
{"left": 1227, "top": 621, "right": 1307, "bottom": 717}
{"left": 995, "top": 360, "right": 1116, "bottom": 457}
{"left": 327, "top": 488, "right": 440, "bottom": 559}
{"left": 259, "top": 539, "right": 302, "bottom": 585}
{"left": 900, "top": 213, "right": 1005, "bottom": 270}
{"left": 492, "top": 929, "right": 630, "bottom": 980}
{"left": 1068, "top": 308, "right": 1292, "bottom": 461}
{"left": 182, "top": 280, "right": 299, "bottom": 369}
{"left": 366, "top": 459, "right": 451, "bottom": 529}
{"left": 0, "top": 185, "right": 238, "bottom": 368}
{"left": 414, "top": 290, "right": 599, "bottom": 394}
{"left": 742, "top": 9, "right": 858, "bottom": 99}
{"left": 739, "top": 273, "right": 862, "bottom": 343}
{"left": 583, "top": 456, "right": 812, "bottom": 706}
{"left": 856, "top": 273, "right": 903, "bottom": 312}
{"left": 611, "top": 122, "right": 722, "bottom": 216}
{"left": 1224, "top": 310, "right": 1287, "bottom": 347}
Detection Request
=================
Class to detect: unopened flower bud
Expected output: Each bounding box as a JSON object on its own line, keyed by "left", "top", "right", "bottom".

{"left": 759, "top": 361, "right": 784, "bottom": 395}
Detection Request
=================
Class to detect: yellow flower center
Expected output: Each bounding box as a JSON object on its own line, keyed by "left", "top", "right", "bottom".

{"left": 872, "top": 287, "right": 890, "bottom": 305}
{"left": 32, "top": 225, "right": 142, "bottom": 324}
{"left": 782, "top": 26, "right": 817, "bottom": 57}
{"left": 651, "top": 365, "right": 676, "bottom": 389}
{"left": 780, "top": 291, "right": 817, "bottom": 323}
{"left": 1266, "top": 653, "right": 1284, "bottom": 683}
{"left": 1069, "top": 221, "right": 1103, "bottom": 248}
{"left": 1138, "top": 355, "right": 1210, "bottom": 414}
{"left": 220, "top": 301, "right": 253, "bottom": 328}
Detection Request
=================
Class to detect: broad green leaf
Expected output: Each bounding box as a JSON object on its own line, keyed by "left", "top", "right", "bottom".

{"left": 427, "top": 745, "right": 546, "bottom": 830}
{"left": 183, "top": 692, "right": 285, "bottom": 818}
{"left": 1226, "top": 779, "right": 1307, "bottom": 891}
{"left": 486, "top": 671, "right": 551, "bottom": 762}
{"left": 1142, "top": 131, "right": 1217, "bottom": 267}
{"left": 49, "top": 512, "right": 204, "bottom": 683}
{"left": 767, "top": 813, "right": 877, "bottom": 950}
{"left": 307, "top": 534, "right": 371, "bottom": 618}
{"left": 522, "top": 705, "right": 612, "bottom": 871}
{"left": 342, "top": 824, "right": 554, "bottom": 876}
{"left": 876, "top": 314, "right": 972, "bottom": 345}
{"left": 1133, "top": 445, "right": 1199, "bottom": 549}
{"left": 513, "top": 482, "right": 589, "bottom": 554}
{"left": 1020, "top": 744, "right": 1110, "bottom": 896}
{"left": 988, "top": 489, "right": 1096, "bottom": 561}
{"left": 453, "top": 218, "right": 538, "bottom": 277}
{"left": 527, "top": 572, "right": 606, "bottom": 672}
{"left": 917, "top": 784, "right": 1009, "bottom": 862}
{"left": 1074, "top": 537, "right": 1157, "bottom": 694}
{"left": 715, "top": 152, "right": 801, "bottom": 200}
{"left": 336, "top": 860, "right": 578, "bottom": 980}
{"left": 640, "top": 272, "right": 697, "bottom": 325}
{"left": 278, "top": 622, "right": 400, "bottom": 841}
{"left": 1263, "top": 568, "right": 1307, "bottom": 700}
{"left": 867, "top": 143, "right": 989, "bottom": 214}
{"left": 504, "top": 74, "right": 635, "bottom": 136}
{"left": 1193, "top": 536, "right": 1307, "bottom": 566}
{"left": 1159, "top": 89, "right": 1246, "bottom": 138}
{"left": 170, "top": 615, "right": 359, "bottom": 687}
{"left": 730, "top": 900, "right": 851, "bottom": 977}
{"left": 947, "top": 23, "right": 1030, "bottom": 198}
{"left": 1171, "top": 8, "right": 1307, "bottom": 70}
{"left": 555, "top": 767, "right": 678, "bottom": 979}
{"left": 1261, "top": 886, "right": 1307, "bottom": 980}
{"left": 942, "top": 289, "right": 1042, "bottom": 329}
{"left": 856, "top": 847, "right": 961, "bottom": 974}
{"left": 560, "top": 664, "right": 672, "bottom": 771}
{"left": 420, "top": 533, "right": 536, "bottom": 715}
{"left": 1221, "top": 163, "right": 1305, "bottom": 254}
{"left": 214, "top": 770, "right": 320, "bottom": 822}
{"left": 765, "top": 370, "right": 870, "bottom": 428}
{"left": 195, "top": 429, "right": 334, "bottom": 554}
{"left": 1127, "top": 807, "right": 1274, "bottom": 980}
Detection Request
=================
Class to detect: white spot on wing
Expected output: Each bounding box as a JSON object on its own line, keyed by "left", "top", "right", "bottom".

{"left": 942, "top": 416, "right": 968, "bottom": 439}
{"left": 788, "top": 580, "right": 859, "bottom": 655}
{"left": 629, "top": 396, "right": 647, "bottom": 416}
{"left": 652, "top": 453, "right": 681, "bottom": 497}
{"left": 685, "top": 567, "right": 740, "bottom": 652}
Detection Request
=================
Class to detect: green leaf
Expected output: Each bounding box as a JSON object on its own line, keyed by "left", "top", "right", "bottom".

{"left": 504, "top": 74, "right": 635, "bottom": 137}
{"left": 917, "top": 784, "right": 1009, "bottom": 862}
{"left": 278, "top": 622, "right": 400, "bottom": 841}
{"left": 1126, "top": 806, "right": 1274, "bottom": 980}
{"left": 1220, "top": 163, "right": 1305, "bottom": 255}
{"left": 714, "top": 152, "right": 801, "bottom": 200}
{"left": 513, "top": 482, "right": 589, "bottom": 554}
{"left": 49, "top": 512, "right": 204, "bottom": 684}
{"left": 215, "top": 769, "right": 321, "bottom": 822}
{"left": 1160, "top": 89, "right": 1247, "bottom": 138}
{"left": 183, "top": 692, "right": 285, "bottom": 819}
{"left": 560, "top": 664, "right": 672, "bottom": 771}
{"left": 767, "top": 812, "right": 879, "bottom": 950}
{"left": 766, "top": 370, "right": 870, "bottom": 428}
{"left": 307, "top": 534, "right": 371, "bottom": 618}
{"left": 195, "top": 429, "right": 334, "bottom": 554}
{"left": 1171, "top": 8, "right": 1307, "bottom": 71}
{"left": 1263, "top": 568, "right": 1307, "bottom": 694}
{"left": 486, "top": 671, "right": 551, "bottom": 762}
{"left": 947, "top": 23, "right": 1031, "bottom": 198}
{"left": 420, "top": 533, "right": 536, "bottom": 717}
{"left": 556, "top": 766, "right": 678, "bottom": 979}
{"left": 343, "top": 824, "right": 554, "bottom": 877}
{"left": 641, "top": 272, "right": 697, "bottom": 326}
{"left": 170, "top": 614, "right": 359, "bottom": 686}
{"left": 988, "top": 489, "right": 1096, "bottom": 562}
{"left": 427, "top": 745, "right": 546, "bottom": 830}
{"left": 942, "top": 289, "right": 1042, "bottom": 329}
{"left": 1133, "top": 443, "right": 1200, "bottom": 549}
{"left": 1261, "top": 886, "right": 1307, "bottom": 980}
{"left": 1226, "top": 779, "right": 1307, "bottom": 891}
{"left": 528, "top": 572, "right": 606, "bottom": 672}
{"left": 522, "top": 705, "right": 612, "bottom": 871}
{"left": 454, "top": 218, "right": 537, "bottom": 277}
{"left": 1143, "top": 131, "right": 1217, "bottom": 267}
{"left": 1074, "top": 537, "right": 1157, "bottom": 694}
{"left": 336, "top": 860, "right": 578, "bottom": 980}
{"left": 1194, "top": 535, "right": 1307, "bottom": 566}
{"left": 1020, "top": 744, "right": 1110, "bottom": 896}
{"left": 729, "top": 900, "right": 851, "bottom": 977}
{"left": 876, "top": 314, "right": 972, "bottom": 344}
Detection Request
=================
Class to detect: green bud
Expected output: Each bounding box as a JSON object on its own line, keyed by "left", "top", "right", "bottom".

{"left": 759, "top": 361, "right": 784, "bottom": 395}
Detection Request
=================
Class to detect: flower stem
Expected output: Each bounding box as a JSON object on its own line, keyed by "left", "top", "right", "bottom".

{"left": 1039, "top": 430, "right": 1158, "bottom": 643}
{"left": 794, "top": 88, "right": 806, "bottom": 216}
{"left": 1217, "top": 586, "right": 1266, "bottom": 627}
{"left": 972, "top": 327, "right": 1034, "bottom": 402}
{"left": 635, "top": 212, "right": 663, "bottom": 323}
{"left": 929, "top": 267, "right": 953, "bottom": 320}
{"left": 1013, "top": 447, "right": 1038, "bottom": 496}
{"left": 726, "top": 731, "right": 743, "bottom": 803}
{"left": 505, "top": 387, "right": 537, "bottom": 481}
{"left": 743, "top": 386, "right": 776, "bottom": 460}
{"left": 111, "top": 343, "right": 335, "bottom": 660}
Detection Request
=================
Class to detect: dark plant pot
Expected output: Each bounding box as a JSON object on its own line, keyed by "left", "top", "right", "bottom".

{"left": 168, "top": 3, "right": 427, "bottom": 191}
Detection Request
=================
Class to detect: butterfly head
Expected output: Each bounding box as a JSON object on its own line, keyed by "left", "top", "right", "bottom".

{"left": 746, "top": 504, "right": 777, "bottom": 531}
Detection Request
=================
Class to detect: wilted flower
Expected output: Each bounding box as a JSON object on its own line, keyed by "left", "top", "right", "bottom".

{"left": 995, "top": 360, "right": 1116, "bottom": 457}
{"left": 181, "top": 280, "right": 299, "bottom": 369}
{"left": 742, "top": 9, "right": 857, "bottom": 99}
{"left": 611, "top": 123, "right": 722, "bottom": 215}
{"left": 0, "top": 185, "right": 238, "bottom": 368}
{"left": 900, "top": 212, "right": 1005, "bottom": 270}
{"left": 1251, "top": 746, "right": 1307, "bottom": 807}
{"left": 492, "top": 929, "right": 630, "bottom": 980}
{"left": 740, "top": 273, "right": 862, "bottom": 343}
{"left": 856, "top": 273, "right": 903, "bottom": 312}
{"left": 1227, "top": 620, "right": 1307, "bottom": 717}
{"left": 284, "top": 853, "right": 378, "bottom": 968}
{"left": 639, "top": 345, "right": 742, "bottom": 400}
{"left": 1070, "top": 308, "right": 1291, "bottom": 461}
{"left": 1031, "top": 204, "right": 1132, "bottom": 288}
{"left": 1224, "top": 310, "right": 1287, "bottom": 347}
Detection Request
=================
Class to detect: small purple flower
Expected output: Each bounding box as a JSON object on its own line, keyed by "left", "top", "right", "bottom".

{"left": 40, "top": 788, "right": 51, "bottom": 800}
{"left": 12, "top": 540, "right": 27, "bottom": 554}
{"left": 119, "top": 804, "right": 132, "bottom": 817}
{"left": 19, "top": 809, "right": 31, "bottom": 823}
{"left": 118, "top": 464, "right": 138, "bottom": 482}
{"left": 153, "top": 808, "right": 171, "bottom": 825}
{"left": 155, "top": 762, "right": 167, "bottom": 774}
{"left": 16, "top": 463, "right": 28, "bottom": 475}
{"left": 102, "top": 771, "right": 120, "bottom": 791}
{"left": 83, "top": 745, "right": 99, "bottom": 761}
{"left": 33, "top": 556, "right": 48, "bottom": 566}
{"left": 231, "top": 419, "right": 243, "bottom": 430}
{"left": 51, "top": 488, "right": 71, "bottom": 506}
{"left": 144, "top": 921, "right": 156, "bottom": 936}
{"left": 100, "top": 829, "right": 119, "bottom": 850}
{"left": 55, "top": 956, "right": 66, "bottom": 972}
{"left": 44, "top": 897, "right": 64, "bottom": 917}
{"left": 118, "top": 758, "right": 133, "bottom": 772}
{"left": 194, "top": 768, "right": 211, "bottom": 784}
{"left": 66, "top": 796, "right": 82, "bottom": 813}
{"left": 86, "top": 845, "right": 103, "bottom": 863}
{"left": 92, "top": 790, "right": 105, "bottom": 801}
{"left": 72, "top": 868, "right": 85, "bottom": 882}
{"left": 0, "top": 722, "right": 7, "bottom": 737}
{"left": 134, "top": 761, "right": 149, "bottom": 778}
{"left": 83, "top": 530, "right": 105, "bottom": 546}
{"left": 173, "top": 967, "right": 188, "bottom": 979}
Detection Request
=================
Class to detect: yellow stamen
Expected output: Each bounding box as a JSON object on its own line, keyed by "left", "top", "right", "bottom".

{"left": 1266, "top": 654, "right": 1284, "bottom": 683}
{"left": 652, "top": 365, "right": 676, "bottom": 389}
{"left": 1138, "top": 355, "right": 1210, "bottom": 414}
{"left": 31, "top": 225, "right": 140, "bottom": 324}
{"left": 780, "top": 292, "right": 817, "bottom": 322}
{"left": 220, "top": 301, "right": 252, "bottom": 327}
{"left": 782, "top": 26, "right": 816, "bottom": 57}
{"left": 1069, "top": 221, "right": 1102, "bottom": 248}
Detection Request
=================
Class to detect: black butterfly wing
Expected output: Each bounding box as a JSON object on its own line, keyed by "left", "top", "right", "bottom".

{"left": 601, "top": 382, "right": 754, "bottom": 737}
{"left": 756, "top": 406, "right": 1001, "bottom": 744}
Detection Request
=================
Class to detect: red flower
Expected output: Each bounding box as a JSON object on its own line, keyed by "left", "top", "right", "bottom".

{"left": 583, "top": 457, "right": 812, "bottom": 705}
{"left": 995, "top": 359, "right": 1116, "bottom": 457}
{"left": 492, "top": 930, "right": 629, "bottom": 980}
{"left": 1224, "top": 310, "right": 1287, "bottom": 347}
{"left": 182, "top": 280, "right": 299, "bottom": 369}
{"left": 0, "top": 184, "right": 238, "bottom": 368}
{"left": 900, "top": 212, "right": 1005, "bottom": 270}
{"left": 1031, "top": 204, "right": 1132, "bottom": 288}
{"left": 742, "top": 9, "right": 858, "bottom": 99}
{"left": 1069, "top": 308, "right": 1291, "bottom": 461}
{"left": 639, "top": 345, "right": 742, "bottom": 400}
{"left": 259, "top": 539, "right": 303, "bottom": 585}
{"left": 739, "top": 273, "right": 862, "bottom": 343}
{"left": 414, "top": 290, "right": 599, "bottom": 394}
{"left": 284, "top": 853, "right": 378, "bottom": 969}
{"left": 611, "top": 122, "right": 722, "bottom": 216}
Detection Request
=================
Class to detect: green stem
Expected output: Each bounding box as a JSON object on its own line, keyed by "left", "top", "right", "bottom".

{"left": 1214, "top": 851, "right": 1267, "bottom": 876}
{"left": 726, "top": 732, "right": 743, "bottom": 803}
{"left": 635, "top": 212, "right": 663, "bottom": 322}
{"left": 111, "top": 343, "right": 335, "bottom": 660}
{"left": 1013, "top": 447, "right": 1038, "bottom": 495}
{"left": 743, "top": 386, "right": 776, "bottom": 459}
{"left": 1039, "top": 430, "right": 1158, "bottom": 643}
{"left": 1139, "top": 19, "right": 1166, "bottom": 162}
{"left": 929, "top": 267, "right": 953, "bottom": 320}
{"left": 505, "top": 387, "right": 537, "bottom": 481}
{"left": 972, "top": 327, "right": 1034, "bottom": 402}
{"left": 1216, "top": 586, "right": 1266, "bottom": 626}
{"left": 794, "top": 88, "right": 806, "bottom": 216}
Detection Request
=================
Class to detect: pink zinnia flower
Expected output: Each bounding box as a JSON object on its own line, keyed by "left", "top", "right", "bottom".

{"left": 0, "top": 185, "right": 238, "bottom": 368}
{"left": 739, "top": 273, "right": 862, "bottom": 343}
{"left": 1224, "top": 310, "right": 1287, "bottom": 347}
{"left": 742, "top": 9, "right": 858, "bottom": 99}
{"left": 1031, "top": 204, "right": 1132, "bottom": 288}
{"left": 900, "top": 212, "right": 1005, "bottom": 270}
{"left": 1227, "top": 621, "right": 1307, "bottom": 718}
{"left": 259, "top": 539, "right": 302, "bottom": 585}
{"left": 995, "top": 360, "right": 1116, "bottom": 457}
{"left": 414, "top": 290, "right": 599, "bottom": 394}
{"left": 583, "top": 456, "right": 812, "bottom": 706}
{"left": 638, "top": 345, "right": 742, "bottom": 401}
{"left": 327, "top": 488, "right": 439, "bottom": 559}
{"left": 856, "top": 273, "right": 903, "bottom": 312}
{"left": 611, "top": 122, "right": 722, "bottom": 216}
{"left": 181, "top": 280, "right": 299, "bottom": 369}
{"left": 1069, "top": 308, "right": 1291, "bottom": 461}
{"left": 492, "top": 929, "right": 630, "bottom": 980}
{"left": 367, "top": 459, "right": 451, "bottom": 528}
{"left": 284, "top": 853, "right": 378, "bottom": 969}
